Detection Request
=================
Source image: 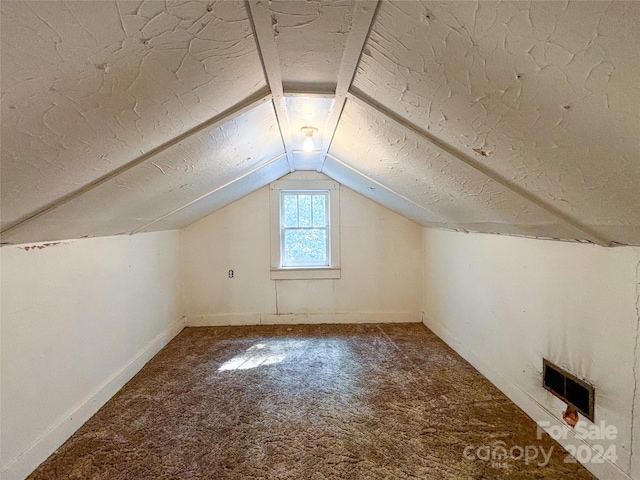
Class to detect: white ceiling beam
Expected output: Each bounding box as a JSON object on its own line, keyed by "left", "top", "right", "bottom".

{"left": 282, "top": 82, "right": 337, "bottom": 97}
{"left": 131, "top": 153, "right": 288, "bottom": 234}
{"left": 0, "top": 88, "right": 273, "bottom": 237}
{"left": 282, "top": 88, "right": 335, "bottom": 98}
{"left": 246, "top": 0, "right": 295, "bottom": 173}
{"left": 346, "top": 87, "right": 613, "bottom": 247}
{"left": 318, "top": 0, "right": 380, "bottom": 172}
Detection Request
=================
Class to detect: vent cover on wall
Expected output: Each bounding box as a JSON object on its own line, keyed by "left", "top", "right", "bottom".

{"left": 543, "top": 359, "right": 595, "bottom": 422}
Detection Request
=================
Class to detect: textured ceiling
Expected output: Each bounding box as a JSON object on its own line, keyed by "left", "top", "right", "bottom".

{"left": 1, "top": 0, "right": 266, "bottom": 232}
{"left": 1, "top": 0, "right": 639, "bottom": 246}
{"left": 351, "top": 0, "right": 640, "bottom": 245}
{"left": 329, "top": 98, "right": 583, "bottom": 240}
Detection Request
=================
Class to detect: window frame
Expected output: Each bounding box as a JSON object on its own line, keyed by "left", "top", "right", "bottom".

{"left": 280, "top": 189, "right": 330, "bottom": 268}
{"left": 270, "top": 175, "right": 340, "bottom": 280}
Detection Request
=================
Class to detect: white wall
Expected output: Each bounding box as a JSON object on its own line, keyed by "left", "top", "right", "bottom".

{"left": 182, "top": 181, "right": 423, "bottom": 325}
{"left": 422, "top": 228, "right": 640, "bottom": 480}
{"left": 0, "top": 231, "right": 184, "bottom": 480}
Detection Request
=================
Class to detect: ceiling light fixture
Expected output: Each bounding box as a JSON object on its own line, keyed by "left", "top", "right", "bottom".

{"left": 300, "top": 126, "right": 318, "bottom": 153}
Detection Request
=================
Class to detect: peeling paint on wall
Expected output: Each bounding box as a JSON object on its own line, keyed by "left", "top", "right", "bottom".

{"left": 19, "top": 242, "right": 66, "bottom": 251}
{"left": 472, "top": 148, "right": 488, "bottom": 157}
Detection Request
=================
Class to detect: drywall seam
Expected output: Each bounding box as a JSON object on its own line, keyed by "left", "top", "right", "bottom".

{"left": 186, "top": 312, "right": 421, "bottom": 327}
{"left": 323, "top": 153, "right": 468, "bottom": 232}
{"left": 0, "top": 89, "right": 272, "bottom": 237}
{"left": 2, "top": 316, "right": 186, "bottom": 480}
{"left": 631, "top": 257, "right": 640, "bottom": 473}
{"left": 317, "top": 0, "right": 380, "bottom": 172}
{"left": 422, "top": 315, "right": 633, "bottom": 480}
{"left": 346, "top": 87, "right": 612, "bottom": 247}
{"left": 131, "top": 153, "right": 287, "bottom": 234}
{"left": 245, "top": 0, "right": 295, "bottom": 172}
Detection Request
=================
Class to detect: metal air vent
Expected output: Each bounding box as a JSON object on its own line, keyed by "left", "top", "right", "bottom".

{"left": 543, "top": 359, "right": 595, "bottom": 421}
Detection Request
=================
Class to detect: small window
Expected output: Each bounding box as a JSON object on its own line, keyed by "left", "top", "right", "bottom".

{"left": 280, "top": 190, "right": 330, "bottom": 267}
{"left": 270, "top": 173, "right": 340, "bottom": 280}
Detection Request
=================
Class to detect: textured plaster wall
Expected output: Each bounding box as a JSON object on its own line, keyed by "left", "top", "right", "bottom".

{"left": 328, "top": 99, "right": 586, "bottom": 240}
{"left": 0, "top": 231, "right": 183, "bottom": 480}
{"left": 181, "top": 183, "right": 423, "bottom": 324}
{"left": 3, "top": 0, "right": 638, "bottom": 246}
{"left": 422, "top": 228, "right": 640, "bottom": 479}
{"left": 269, "top": 0, "right": 355, "bottom": 88}
{"left": 1, "top": 101, "right": 286, "bottom": 245}
{"left": 353, "top": 0, "right": 640, "bottom": 245}
{"left": 1, "top": 0, "right": 266, "bottom": 230}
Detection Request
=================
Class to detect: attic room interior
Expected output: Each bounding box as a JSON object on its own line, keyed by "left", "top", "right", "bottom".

{"left": 1, "top": 0, "right": 639, "bottom": 479}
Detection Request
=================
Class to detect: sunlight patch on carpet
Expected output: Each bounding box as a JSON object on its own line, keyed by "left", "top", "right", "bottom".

{"left": 218, "top": 342, "right": 286, "bottom": 371}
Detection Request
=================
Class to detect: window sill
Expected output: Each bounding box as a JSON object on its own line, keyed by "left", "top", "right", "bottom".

{"left": 270, "top": 267, "right": 341, "bottom": 280}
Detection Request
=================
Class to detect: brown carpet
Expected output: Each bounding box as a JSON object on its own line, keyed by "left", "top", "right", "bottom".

{"left": 29, "top": 323, "right": 595, "bottom": 479}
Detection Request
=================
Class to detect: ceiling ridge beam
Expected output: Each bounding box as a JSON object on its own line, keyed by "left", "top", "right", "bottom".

{"left": 131, "top": 153, "right": 288, "bottom": 234}
{"left": 346, "top": 87, "right": 612, "bottom": 247}
{"left": 282, "top": 87, "right": 336, "bottom": 98}
{"left": 1, "top": 88, "right": 272, "bottom": 238}
{"left": 318, "top": 0, "right": 380, "bottom": 172}
{"left": 323, "top": 153, "right": 468, "bottom": 232}
{"left": 246, "top": 0, "right": 295, "bottom": 173}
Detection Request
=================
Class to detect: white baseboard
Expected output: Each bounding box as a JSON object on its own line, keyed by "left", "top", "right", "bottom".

{"left": 423, "top": 316, "right": 633, "bottom": 480}
{"left": 2, "top": 316, "right": 186, "bottom": 480}
{"left": 186, "top": 311, "right": 421, "bottom": 327}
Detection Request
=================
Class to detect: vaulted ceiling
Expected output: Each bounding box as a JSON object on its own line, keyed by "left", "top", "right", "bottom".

{"left": 2, "top": 0, "right": 639, "bottom": 246}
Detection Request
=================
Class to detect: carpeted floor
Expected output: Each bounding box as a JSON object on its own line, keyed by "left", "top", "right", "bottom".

{"left": 29, "top": 323, "right": 595, "bottom": 479}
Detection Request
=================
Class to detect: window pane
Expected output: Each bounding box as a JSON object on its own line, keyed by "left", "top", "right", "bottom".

{"left": 284, "top": 229, "right": 327, "bottom": 265}
{"left": 312, "top": 194, "right": 326, "bottom": 227}
{"left": 298, "top": 195, "right": 312, "bottom": 227}
{"left": 283, "top": 194, "right": 298, "bottom": 227}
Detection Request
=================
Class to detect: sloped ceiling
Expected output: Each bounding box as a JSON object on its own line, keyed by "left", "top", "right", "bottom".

{"left": 1, "top": 0, "right": 639, "bottom": 246}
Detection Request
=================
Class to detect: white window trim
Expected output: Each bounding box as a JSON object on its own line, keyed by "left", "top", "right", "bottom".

{"left": 280, "top": 189, "right": 330, "bottom": 267}
{"left": 270, "top": 176, "right": 340, "bottom": 280}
